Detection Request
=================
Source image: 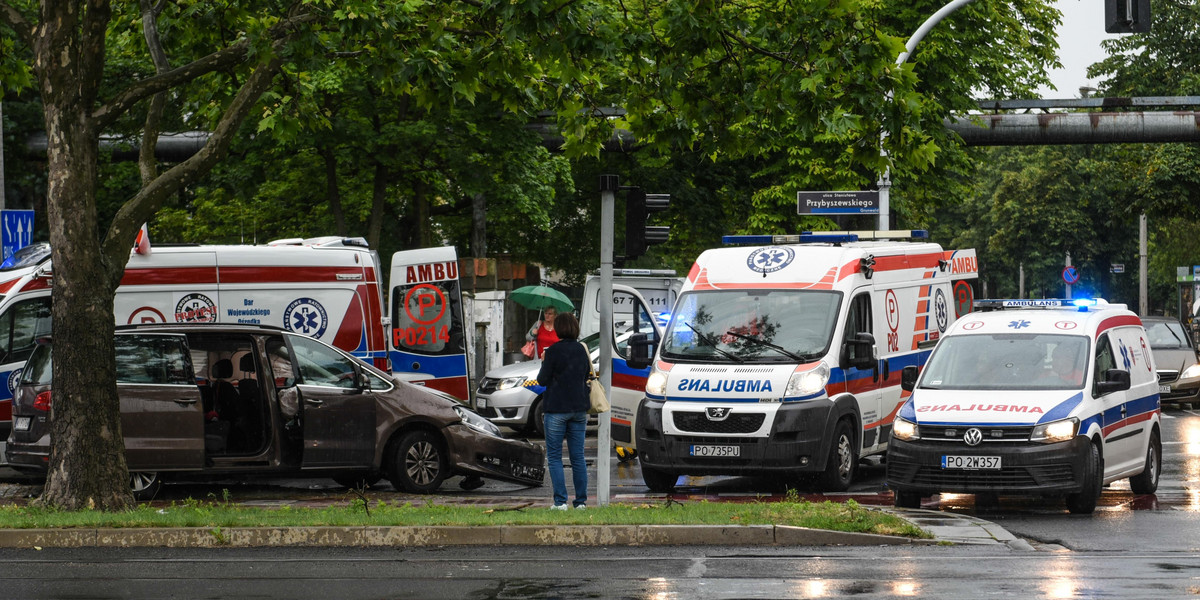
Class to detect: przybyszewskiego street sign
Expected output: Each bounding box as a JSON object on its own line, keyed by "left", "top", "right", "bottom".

{"left": 797, "top": 191, "right": 879, "bottom": 215}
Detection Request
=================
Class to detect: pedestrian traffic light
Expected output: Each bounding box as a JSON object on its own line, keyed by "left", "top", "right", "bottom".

{"left": 624, "top": 187, "right": 671, "bottom": 261}
{"left": 1105, "top": 0, "right": 1151, "bottom": 33}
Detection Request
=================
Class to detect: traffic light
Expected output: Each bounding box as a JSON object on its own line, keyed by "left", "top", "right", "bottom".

{"left": 1106, "top": 0, "right": 1151, "bottom": 33}
{"left": 624, "top": 187, "right": 671, "bottom": 261}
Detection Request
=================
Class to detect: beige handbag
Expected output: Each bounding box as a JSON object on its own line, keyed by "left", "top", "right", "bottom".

{"left": 581, "top": 342, "right": 609, "bottom": 414}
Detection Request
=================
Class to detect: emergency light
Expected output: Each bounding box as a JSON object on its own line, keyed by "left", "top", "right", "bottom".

{"left": 722, "top": 233, "right": 858, "bottom": 245}
{"left": 973, "top": 298, "right": 1109, "bottom": 312}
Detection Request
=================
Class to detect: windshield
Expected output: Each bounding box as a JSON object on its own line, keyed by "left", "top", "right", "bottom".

{"left": 1145, "top": 320, "right": 1191, "bottom": 350}
{"left": 920, "top": 333, "right": 1090, "bottom": 391}
{"left": 659, "top": 290, "right": 840, "bottom": 363}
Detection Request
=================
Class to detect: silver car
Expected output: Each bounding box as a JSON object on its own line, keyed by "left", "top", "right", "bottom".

{"left": 475, "top": 332, "right": 607, "bottom": 436}
{"left": 1144, "top": 316, "right": 1200, "bottom": 404}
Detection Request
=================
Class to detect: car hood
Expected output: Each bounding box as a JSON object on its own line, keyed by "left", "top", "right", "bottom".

{"left": 1152, "top": 347, "right": 1200, "bottom": 373}
{"left": 483, "top": 360, "right": 542, "bottom": 379}
{"left": 902, "top": 388, "right": 1083, "bottom": 426}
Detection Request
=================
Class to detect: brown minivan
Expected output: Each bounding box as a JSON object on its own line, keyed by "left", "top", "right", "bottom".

{"left": 6, "top": 323, "right": 545, "bottom": 499}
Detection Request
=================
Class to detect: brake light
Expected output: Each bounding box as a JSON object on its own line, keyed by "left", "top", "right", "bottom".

{"left": 33, "top": 391, "right": 51, "bottom": 412}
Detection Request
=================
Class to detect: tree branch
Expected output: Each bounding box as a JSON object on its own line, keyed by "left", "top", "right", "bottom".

{"left": 102, "top": 52, "right": 286, "bottom": 279}
{"left": 0, "top": 2, "right": 32, "bottom": 46}
{"left": 92, "top": 11, "right": 317, "bottom": 130}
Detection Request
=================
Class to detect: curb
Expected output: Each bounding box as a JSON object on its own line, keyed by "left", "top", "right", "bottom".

{"left": 0, "top": 525, "right": 931, "bottom": 549}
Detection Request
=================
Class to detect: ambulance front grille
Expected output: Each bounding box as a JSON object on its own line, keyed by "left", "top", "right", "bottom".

{"left": 672, "top": 412, "right": 765, "bottom": 434}
{"left": 897, "top": 463, "right": 1076, "bottom": 489}
{"left": 920, "top": 425, "right": 1034, "bottom": 443}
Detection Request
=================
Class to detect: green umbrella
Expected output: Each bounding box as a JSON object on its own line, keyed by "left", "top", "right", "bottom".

{"left": 511, "top": 285, "right": 575, "bottom": 313}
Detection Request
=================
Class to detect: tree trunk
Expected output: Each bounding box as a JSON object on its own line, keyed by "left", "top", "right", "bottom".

{"left": 37, "top": 58, "right": 132, "bottom": 511}
{"left": 413, "top": 182, "right": 431, "bottom": 248}
{"left": 321, "top": 145, "right": 346, "bottom": 236}
{"left": 470, "top": 193, "right": 486, "bottom": 258}
{"left": 367, "top": 161, "right": 388, "bottom": 249}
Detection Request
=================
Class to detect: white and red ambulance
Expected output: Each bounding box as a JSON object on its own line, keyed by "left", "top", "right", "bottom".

{"left": 630, "top": 232, "right": 978, "bottom": 491}
{"left": 887, "top": 298, "right": 1161, "bottom": 514}
{"left": 0, "top": 238, "right": 472, "bottom": 436}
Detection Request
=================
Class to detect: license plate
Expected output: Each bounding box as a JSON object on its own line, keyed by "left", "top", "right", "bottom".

{"left": 690, "top": 444, "right": 739, "bottom": 457}
{"left": 942, "top": 455, "right": 1001, "bottom": 470}
{"left": 476, "top": 397, "right": 487, "bottom": 409}
{"left": 14, "top": 417, "right": 30, "bottom": 432}
{"left": 1160, "top": 385, "right": 1172, "bottom": 395}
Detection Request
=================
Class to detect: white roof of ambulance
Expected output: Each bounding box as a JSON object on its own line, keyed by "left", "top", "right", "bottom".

{"left": 946, "top": 301, "right": 1142, "bottom": 339}
{"left": 685, "top": 241, "right": 949, "bottom": 290}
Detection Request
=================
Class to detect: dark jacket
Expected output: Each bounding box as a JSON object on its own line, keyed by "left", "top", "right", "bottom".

{"left": 536, "top": 339, "right": 590, "bottom": 414}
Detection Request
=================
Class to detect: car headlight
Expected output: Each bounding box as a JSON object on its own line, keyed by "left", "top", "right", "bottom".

{"left": 496, "top": 376, "right": 527, "bottom": 391}
{"left": 454, "top": 405, "right": 502, "bottom": 437}
{"left": 646, "top": 366, "right": 667, "bottom": 396}
{"left": 1030, "top": 417, "right": 1079, "bottom": 443}
{"left": 785, "top": 362, "right": 830, "bottom": 398}
{"left": 1180, "top": 363, "right": 1200, "bottom": 380}
{"left": 893, "top": 417, "right": 919, "bottom": 441}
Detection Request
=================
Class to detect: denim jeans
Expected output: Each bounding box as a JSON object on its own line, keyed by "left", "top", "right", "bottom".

{"left": 544, "top": 411, "right": 588, "bottom": 507}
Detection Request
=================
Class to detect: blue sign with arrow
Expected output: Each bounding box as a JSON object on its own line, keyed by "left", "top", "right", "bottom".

{"left": 0, "top": 210, "right": 34, "bottom": 264}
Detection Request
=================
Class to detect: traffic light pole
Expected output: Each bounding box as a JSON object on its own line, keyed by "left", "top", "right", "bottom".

{"left": 597, "top": 174, "right": 618, "bottom": 506}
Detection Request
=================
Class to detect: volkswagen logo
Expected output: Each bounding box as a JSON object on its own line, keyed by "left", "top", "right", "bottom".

{"left": 706, "top": 407, "right": 731, "bottom": 421}
{"left": 963, "top": 427, "right": 983, "bottom": 447}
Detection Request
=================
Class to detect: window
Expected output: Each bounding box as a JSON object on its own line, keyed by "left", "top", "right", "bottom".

{"left": 1094, "top": 334, "right": 1116, "bottom": 395}
{"left": 115, "top": 335, "right": 193, "bottom": 385}
{"left": 288, "top": 334, "right": 358, "bottom": 388}
{"left": 0, "top": 297, "right": 51, "bottom": 365}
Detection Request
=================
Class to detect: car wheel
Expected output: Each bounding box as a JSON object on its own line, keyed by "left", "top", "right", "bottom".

{"left": 528, "top": 398, "right": 546, "bottom": 438}
{"left": 1065, "top": 441, "right": 1102, "bottom": 514}
{"left": 818, "top": 419, "right": 857, "bottom": 492}
{"left": 332, "top": 473, "right": 383, "bottom": 490}
{"left": 641, "top": 464, "right": 678, "bottom": 493}
{"left": 1129, "top": 429, "right": 1161, "bottom": 494}
{"left": 130, "top": 471, "right": 162, "bottom": 501}
{"left": 893, "top": 490, "right": 922, "bottom": 509}
{"left": 388, "top": 430, "right": 449, "bottom": 494}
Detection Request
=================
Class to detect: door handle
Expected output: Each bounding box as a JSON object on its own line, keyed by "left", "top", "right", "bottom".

{"left": 173, "top": 398, "right": 198, "bottom": 405}
{"left": 305, "top": 398, "right": 324, "bottom": 407}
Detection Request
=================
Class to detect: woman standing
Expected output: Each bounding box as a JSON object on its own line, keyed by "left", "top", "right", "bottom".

{"left": 535, "top": 312, "right": 590, "bottom": 509}
{"left": 526, "top": 306, "right": 560, "bottom": 359}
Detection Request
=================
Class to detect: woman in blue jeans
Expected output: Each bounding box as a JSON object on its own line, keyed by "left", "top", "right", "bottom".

{"left": 535, "top": 312, "right": 590, "bottom": 509}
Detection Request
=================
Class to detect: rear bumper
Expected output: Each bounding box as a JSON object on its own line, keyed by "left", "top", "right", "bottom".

{"left": 886, "top": 435, "right": 1091, "bottom": 495}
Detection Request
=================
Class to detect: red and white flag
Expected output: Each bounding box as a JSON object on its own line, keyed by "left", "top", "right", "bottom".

{"left": 133, "top": 223, "right": 151, "bottom": 255}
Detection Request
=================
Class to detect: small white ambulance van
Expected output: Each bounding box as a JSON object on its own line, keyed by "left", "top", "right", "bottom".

{"left": 631, "top": 232, "right": 978, "bottom": 491}
{"left": 886, "top": 299, "right": 1162, "bottom": 514}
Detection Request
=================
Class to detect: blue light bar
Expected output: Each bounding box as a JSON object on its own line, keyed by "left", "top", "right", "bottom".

{"left": 974, "top": 298, "right": 1107, "bottom": 311}
{"left": 722, "top": 233, "right": 859, "bottom": 245}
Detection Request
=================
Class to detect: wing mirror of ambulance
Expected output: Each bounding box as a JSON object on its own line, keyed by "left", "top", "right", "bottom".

{"left": 628, "top": 333, "right": 656, "bottom": 370}
{"left": 901, "top": 365, "right": 919, "bottom": 392}
{"left": 1095, "top": 369, "right": 1131, "bottom": 395}
{"left": 841, "top": 332, "right": 877, "bottom": 371}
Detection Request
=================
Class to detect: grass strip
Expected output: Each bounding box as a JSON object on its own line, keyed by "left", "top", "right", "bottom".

{"left": 0, "top": 496, "right": 928, "bottom": 538}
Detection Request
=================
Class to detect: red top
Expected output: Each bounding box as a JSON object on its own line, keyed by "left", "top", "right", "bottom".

{"left": 535, "top": 324, "right": 560, "bottom": 359}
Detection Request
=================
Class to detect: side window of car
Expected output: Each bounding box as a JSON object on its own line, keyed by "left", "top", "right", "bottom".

{"left": 0, "top": 297, "right": 51, "bottom": 365}
{"left": 1093, "top": 334, "right": 1116, "bottom": 396}
{"left": 287, "top": 334, "right": 357, "bottom": 388}
{"left": 115, "top": 335, "right": 193, "bottom": 385}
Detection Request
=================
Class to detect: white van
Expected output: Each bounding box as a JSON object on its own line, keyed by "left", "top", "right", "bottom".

{"left": 886, "top": 298, "right": 1162, "bottom": 514}
{"left": 631, "top": 232, "right": 978, "bottom": 491}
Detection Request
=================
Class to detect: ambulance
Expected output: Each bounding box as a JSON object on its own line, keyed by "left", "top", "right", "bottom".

{"left": 630, "top": 232, "right": 979, "bottom": 491}
{"left": 0, "top": 238, "right": 472, "bottom": 436}
{"left": 886, "top": 298, "right": 1162, "bottom": 514}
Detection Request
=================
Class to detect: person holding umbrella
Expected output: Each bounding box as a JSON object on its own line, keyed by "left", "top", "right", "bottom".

{"left": 526, "top": 307, "right": 559, "bottom": 359}
{"left": 511, "top": 285, "right": 575, "bottom": 360}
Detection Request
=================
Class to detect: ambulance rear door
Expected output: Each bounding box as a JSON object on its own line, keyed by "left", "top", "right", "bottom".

{"left": 388, "top": 247, "right": 470, "bottom": 401}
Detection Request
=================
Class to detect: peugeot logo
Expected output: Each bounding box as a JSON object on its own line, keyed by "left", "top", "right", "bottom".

{"left": 963, "top": 428, "right": 983, "bottom": 447}
{"left": 706, "top": 407, "right": 731, "bottom": 421}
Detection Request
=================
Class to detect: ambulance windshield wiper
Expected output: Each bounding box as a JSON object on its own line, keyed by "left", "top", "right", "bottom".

{"left": 683, "top": 322, "right": 744, "bottom": 363}
{"left": 723, "top": 329, "right": 804, "bottom": 361}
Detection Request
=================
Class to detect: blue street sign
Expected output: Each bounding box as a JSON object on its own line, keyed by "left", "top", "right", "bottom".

{"left": 0, "top": 210, "right": 34, "bottom": 264}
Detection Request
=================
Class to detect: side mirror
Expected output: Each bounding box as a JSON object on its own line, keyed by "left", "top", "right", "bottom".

{"left": 901, "top": 365, "right": 919, "bottom": 392}
{"left": 1095, "top": 368, "right": 1131, "bottom": 395}
{"left": 627, "top": 332, "right": 656, "bottom": 370}
{"left": 841, "top": 332, "right": 876, "bottom": 371}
